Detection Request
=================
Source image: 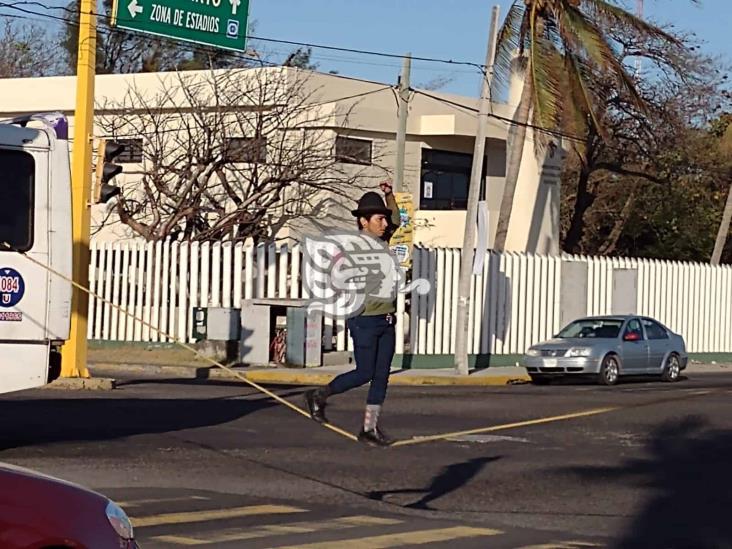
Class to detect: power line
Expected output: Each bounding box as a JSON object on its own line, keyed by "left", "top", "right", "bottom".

{"left": 414, "top": 89, "right": 590, "bottom": 145}
{"left": 0, "top": 1, "right": 443, "bottom": 89}
{"left": 1, "top": 1, "right": 584, "bottom": 144}
{"left": 0, "top": 0, "right": 489, "bottom": 77}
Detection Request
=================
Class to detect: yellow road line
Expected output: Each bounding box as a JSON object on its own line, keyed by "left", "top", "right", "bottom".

{"left": 153, "top": 515, "right": 402, "bottom": 546}
{"left": 271, "top": 526, "right": 503, "bottom": 548}
{"left": 392, "top": 407, "right": 619, "bottom": 447}
{"left": 132, "top": 504, "right": 306, "bottom": 528}
{"left": 515, "top": 542, "right": 601, "bottom": 549}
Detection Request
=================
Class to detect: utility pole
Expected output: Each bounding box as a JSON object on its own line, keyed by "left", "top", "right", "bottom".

{"left": 711, "top": 185, "right": 732, "bottom": 265}
{"left": 394, "top": 54, "right": 412, "bottom": 192}
{"left": 61, "top": 0, "right": 97, "bottom": 378}
{"left": 454, "top": 5, "right": 500, "bottom": 375}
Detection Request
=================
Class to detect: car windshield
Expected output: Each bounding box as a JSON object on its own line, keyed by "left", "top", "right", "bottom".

{"left": 556, "top": 319, "right": 623, "bottom": 339}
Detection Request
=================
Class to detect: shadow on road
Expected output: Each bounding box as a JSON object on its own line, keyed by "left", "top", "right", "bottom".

{"left": 367, "top": 456, "right": 501, "bottom": 510}
{"left": 0, "top": 395, "right": 280, "bottom": 452}
{"left": 563, "top": 416, "right": 732, "bottom": 549}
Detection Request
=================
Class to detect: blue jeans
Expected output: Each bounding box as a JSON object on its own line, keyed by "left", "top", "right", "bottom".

{"left": 327, "top": 314, "right": 396, "bottom": 405}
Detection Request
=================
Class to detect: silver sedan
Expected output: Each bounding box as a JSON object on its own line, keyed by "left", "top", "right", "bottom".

{"left": 522, "top": 315, "right": 688, "bottom": 385}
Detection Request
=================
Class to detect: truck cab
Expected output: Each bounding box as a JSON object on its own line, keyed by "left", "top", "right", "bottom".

{"left": 0, "top": 113, "right": 72, "bottom": 394}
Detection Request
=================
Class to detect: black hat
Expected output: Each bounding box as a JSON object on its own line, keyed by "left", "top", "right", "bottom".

{"left": 351, "top": 191, "right": 391, "bottom": 217}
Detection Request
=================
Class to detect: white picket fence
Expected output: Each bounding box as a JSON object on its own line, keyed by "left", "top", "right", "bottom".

{"left": 88, "top": 240, "right": 732, "bottom": 355}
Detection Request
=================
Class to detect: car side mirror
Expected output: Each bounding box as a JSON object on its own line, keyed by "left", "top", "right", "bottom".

{"left": 623, "top": 332, "right": 640, "bottom": 342}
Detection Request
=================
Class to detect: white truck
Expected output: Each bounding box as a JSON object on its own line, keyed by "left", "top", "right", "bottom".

{"left": 0, "top": 113, "right": 72, "bottom": 394}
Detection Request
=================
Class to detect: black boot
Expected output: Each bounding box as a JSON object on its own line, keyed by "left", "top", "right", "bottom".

{"left": 358, "top": 426, "right": 393, "bottom": 447}
{"left": 304, "top": 387, "right": 329, "bottom": 424}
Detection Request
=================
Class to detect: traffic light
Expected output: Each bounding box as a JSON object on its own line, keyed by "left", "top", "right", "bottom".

{"left": 94, "top": 138, "right": 124, "bottom": 204}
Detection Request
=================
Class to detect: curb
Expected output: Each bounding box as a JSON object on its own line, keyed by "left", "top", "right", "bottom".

{"left": 88, "top": 362, "right": 530, "bottom": 387}
{"left": 44, "top": 377, "right": 117, "bottom": 391}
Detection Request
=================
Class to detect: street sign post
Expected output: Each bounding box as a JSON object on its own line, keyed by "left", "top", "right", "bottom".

{"left": 111, "top": 0, "right": 249, "bottom": 51}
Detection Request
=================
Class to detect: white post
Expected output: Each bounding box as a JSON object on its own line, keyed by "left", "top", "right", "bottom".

{"left": 222, "top": 241, "right": 232, "bottom": 308}
{"left": 87, "top": 241, "right": 97, "bottom": 340}
{"left": 178, "top": 242, "right": 189, "bottom": 342}
{"left": 455, "top": 5, "right": 500, "bottom": 374}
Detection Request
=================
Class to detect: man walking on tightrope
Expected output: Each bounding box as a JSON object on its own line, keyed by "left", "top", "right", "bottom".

{"left": 304, "top": 181, "right": 401, "bottom": 447}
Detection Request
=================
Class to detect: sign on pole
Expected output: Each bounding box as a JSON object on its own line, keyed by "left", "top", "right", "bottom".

{"left": 111, "top": 0, "right": 249, "bottom": 51}
{"left": 390, "top": 192, "right": 415, "bottom": 269}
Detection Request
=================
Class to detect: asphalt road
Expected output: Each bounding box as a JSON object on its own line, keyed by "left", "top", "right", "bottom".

{"left": 1, "top": 372, "right": 731, "bottom": 548}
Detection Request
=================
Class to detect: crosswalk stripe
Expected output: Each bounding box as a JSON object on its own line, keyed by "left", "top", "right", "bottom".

{"left": 132, "top": 504, "right": 306, "bottom": 528}
{"left": 270, "top": 525, "right": 503, "bottom": 548}
{"left": 153, "top": 515, "right": 402, "bottom": 545}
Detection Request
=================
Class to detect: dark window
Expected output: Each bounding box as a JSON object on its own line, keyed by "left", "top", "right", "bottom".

{"left": 116, "top": 139, "right": 143, "bottom": 163}
{"left": 225, "top": 137, "right": 267, "bottom": 163}
{"left": 557, "top": 319, "right": 622, "bottom": 339}
{"left": 642, "top": 319, "right": 669, "bottom": 340}
{"left": 624, "top": 319, "right": 645, "bottom": 340}
{"left": 420, "top": 149, "right": 486, "bottom": 210}
{"left": 335, "top": 136, "right": 372, "bottom": 165}
{"left": 0, "top": 149, "right": 34, "bottom": 251}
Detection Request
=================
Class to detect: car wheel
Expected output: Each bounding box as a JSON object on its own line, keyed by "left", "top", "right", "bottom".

{"left": 530, "top": 374, "right": 551, "bottom": 385}
{"left": 661, "top": 353, "right": 681, "bottom": 382}
{"left": 598, "top": 354, "right": 620, "bottom": 386}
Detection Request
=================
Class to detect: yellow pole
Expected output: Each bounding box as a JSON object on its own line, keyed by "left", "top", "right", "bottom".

{"left": 61, "top": 0, "right": 97, "bottom": 378}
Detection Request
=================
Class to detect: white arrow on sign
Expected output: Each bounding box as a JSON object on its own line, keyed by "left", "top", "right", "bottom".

{"left": 128, "top": 0, "right": 144, "bottom": 18}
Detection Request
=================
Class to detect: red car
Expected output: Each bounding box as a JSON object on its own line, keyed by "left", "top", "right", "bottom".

{"left": 0, "top": 462, "right": 138, "bottom": 548}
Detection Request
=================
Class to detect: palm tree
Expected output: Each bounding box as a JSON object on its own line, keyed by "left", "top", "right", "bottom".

{"left": 491, "top": 0, "right": 682, "bottom": 251}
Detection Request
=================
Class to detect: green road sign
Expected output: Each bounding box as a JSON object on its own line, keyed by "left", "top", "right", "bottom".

{"left": 111, "top": 0, "right": 249, "bottom": 52}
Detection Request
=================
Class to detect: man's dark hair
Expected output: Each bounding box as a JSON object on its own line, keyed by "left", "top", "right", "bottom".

{"left": 356, "top": 214, "right": 374, "bottom": 230}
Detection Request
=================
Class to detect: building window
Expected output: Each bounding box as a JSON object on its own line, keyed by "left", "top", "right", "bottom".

{"left": 116, "top": 139, "right": 144, "bottom": 163}
{"left": 420, "top": 149, "right": 485, "bottom": 210}
{"left": 335, "top": 136, "right": 372, "bottom": 165}
{"left": 0, "top": 149, "right": 34, "bottom": 251}
{"left": 225, "top": 137, "right": 267, "bottom": 163}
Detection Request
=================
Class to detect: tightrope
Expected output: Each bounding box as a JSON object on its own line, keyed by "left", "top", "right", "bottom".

{"left": 4, "top": 243, "right": 644, "bottom": 449}
{"left": 1, "top": 242, "right": 358, "bottom": 443}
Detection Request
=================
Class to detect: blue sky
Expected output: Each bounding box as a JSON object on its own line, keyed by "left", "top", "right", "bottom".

{"left": 4, "top": 0, "right": 729, "bottom": 96}
{"left": 247, "top": 0, "right": 730, "bottom": 96}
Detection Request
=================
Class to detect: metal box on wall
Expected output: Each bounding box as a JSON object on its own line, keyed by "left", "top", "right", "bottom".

{"left": 191, "top": 307, "right": 241, "bottom": 341}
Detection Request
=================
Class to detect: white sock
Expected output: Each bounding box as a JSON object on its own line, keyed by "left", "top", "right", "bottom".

{"left": 364, "top": 404, "right": 381, "bottom": 432}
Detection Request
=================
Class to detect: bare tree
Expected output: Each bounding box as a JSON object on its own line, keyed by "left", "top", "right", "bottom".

{"left": 97, "top": 68, "right": 383, "bottom": 242}
{"left": 0, "top": 20, "right": 63, "bottom": 77}
{"left": 560, "top": 25, "right": 731, "bottom": 256}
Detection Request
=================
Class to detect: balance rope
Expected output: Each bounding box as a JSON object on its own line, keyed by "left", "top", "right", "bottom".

{"left": 1, "top": 242, "right": 357, "bottom": 442}
{"left": 2, "top": 242, "right": 640, "bottom": 448}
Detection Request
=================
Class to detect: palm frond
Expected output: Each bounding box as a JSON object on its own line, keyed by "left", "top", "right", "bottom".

{"left": 565, "top": 53, "right": 606, "bottom": 142}
{"left": 558, "top": 6, "right": 644, "bottom": 110}
{"left": 492, "top": 2, "right": 527, "bottom": 100}
{"left": 529, "top": 6, "right": 564, "bottom": 134}
{"left": 582, "top": 0, "right": 681, "bottom": 45}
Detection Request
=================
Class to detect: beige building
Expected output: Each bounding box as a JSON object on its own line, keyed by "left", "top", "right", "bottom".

{"left": 0, "top": 67, "right": 561, "bottom": 253}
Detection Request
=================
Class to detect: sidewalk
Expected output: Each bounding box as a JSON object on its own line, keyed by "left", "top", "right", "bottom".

{"left": 87, "top": 356, "right": 732, "bottom": 388}
{"left": 88, "top": 361, "right": 532, "bottom": 386}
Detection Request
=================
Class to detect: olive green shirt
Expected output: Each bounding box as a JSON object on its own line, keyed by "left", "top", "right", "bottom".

{"left": 361, "top": 193, "right": 401, "bottom": 316}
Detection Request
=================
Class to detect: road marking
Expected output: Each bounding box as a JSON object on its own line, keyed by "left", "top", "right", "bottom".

{"left": 119, "top": 495, "right": 210, "bottom": 508}
{"left": 271, "top": 526, "right": 503, "bottom": 548}
{"left": 394, "top": 387, "right": 724, "bottom": 447}
{"left": 153, "top": 515, "right": 402, "bottom": 545}
{"left": 393, "top": 407, "right": 618, "bottom": 447}
{"left": 132, "top": 504, "right": 306, "bottom": 528}
{"left": 515, "top": 542, "right": 601, "bottom": 549}
{"left": 446, "top": 434, "right": 531, "bottom": 444}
